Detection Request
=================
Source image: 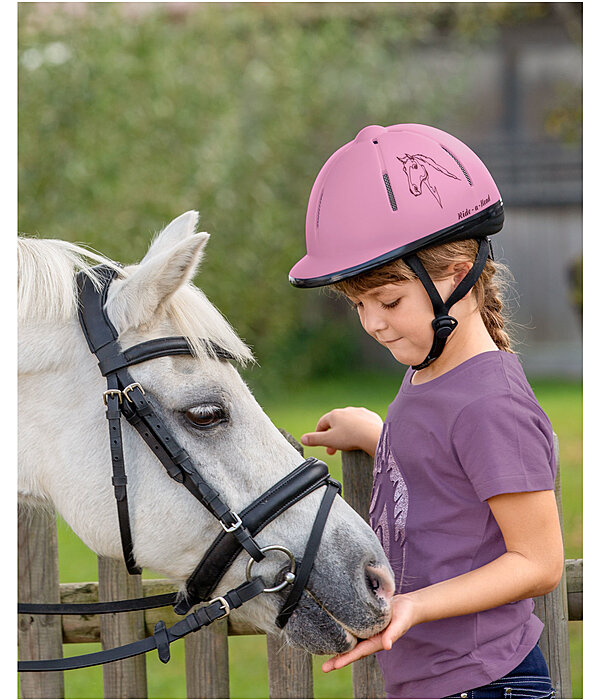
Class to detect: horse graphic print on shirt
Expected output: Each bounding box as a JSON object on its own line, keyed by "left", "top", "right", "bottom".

{"left": 369, "top": 423, "right": 408, "bottom": 593}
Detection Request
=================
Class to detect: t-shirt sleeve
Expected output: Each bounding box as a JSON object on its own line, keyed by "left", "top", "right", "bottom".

{"left": 452, "top": 392, "right": 557, "bottom": 502}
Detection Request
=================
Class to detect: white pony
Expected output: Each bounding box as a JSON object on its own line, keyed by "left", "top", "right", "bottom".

{"left": 18, "top": 211, "right": 394, "bottom": 655}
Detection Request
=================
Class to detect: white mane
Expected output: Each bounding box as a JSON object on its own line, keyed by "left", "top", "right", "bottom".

{"left": 17, "top": 237, "right": 254, "bottom": 365}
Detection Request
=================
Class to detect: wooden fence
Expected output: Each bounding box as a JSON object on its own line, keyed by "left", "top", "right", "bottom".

{"left": 18, "top": 435, "right": 582, "bottom": 699}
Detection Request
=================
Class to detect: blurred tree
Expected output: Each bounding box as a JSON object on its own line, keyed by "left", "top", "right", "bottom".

{"left": 18, "top": 2, "right": 565, "bottom": 393}
{"left": 545, "top": 3, "right": 582, "bottom": 143}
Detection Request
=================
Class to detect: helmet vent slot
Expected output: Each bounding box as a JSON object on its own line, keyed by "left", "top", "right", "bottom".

{"left": 441, "top": 146, "right": 472, "bottom": 186}
{"left": 382, "top": 173, "right": 398, "bottom": 211}
{"left": 316, "top": 188, "right": 325, "bottom": 228}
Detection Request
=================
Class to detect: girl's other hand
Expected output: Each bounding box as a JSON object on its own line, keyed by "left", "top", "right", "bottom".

{"left": 301, "top": 407, "right": 383, "bottom": 457}
{"left": 321, "top": 594, "right": 417, "bottom": 672}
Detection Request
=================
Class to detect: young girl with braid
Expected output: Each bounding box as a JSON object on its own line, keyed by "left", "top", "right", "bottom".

{"left": 289, "top": 124, "right": 563, "bottom": 699}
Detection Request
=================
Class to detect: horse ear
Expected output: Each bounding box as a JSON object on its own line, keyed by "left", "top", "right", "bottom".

{"left": 141, "top": 211, "right": 200, "bottom": 264}
{"left": 106, "top": 232, "right": 209, "bottom": 332}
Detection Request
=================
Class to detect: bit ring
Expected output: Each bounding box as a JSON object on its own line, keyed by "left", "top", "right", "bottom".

{"left": 246, "top": 545, "right": 296, "bottom": 593}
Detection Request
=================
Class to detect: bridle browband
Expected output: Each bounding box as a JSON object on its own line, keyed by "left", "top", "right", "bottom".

{"left": 18, "top": 264, "right": 341, "bottom": 673}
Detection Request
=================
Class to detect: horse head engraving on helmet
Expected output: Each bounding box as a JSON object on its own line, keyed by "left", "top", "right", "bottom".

{"left": 397, "top": 153, "right": 460, "bottom": 208}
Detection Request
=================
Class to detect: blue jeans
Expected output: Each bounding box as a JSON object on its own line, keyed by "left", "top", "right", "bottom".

{"left": 444, "top": 644, "right": 555, "bottom": 698}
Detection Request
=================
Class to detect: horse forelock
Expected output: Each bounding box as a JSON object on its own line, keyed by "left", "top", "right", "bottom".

{"left": 17, "top": 237, "right": 254, "bottom": 366}
{"left": 17, "top": 237, "right": 118, "bottom": 323}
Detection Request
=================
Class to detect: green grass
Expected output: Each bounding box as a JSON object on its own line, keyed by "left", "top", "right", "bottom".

{"left": 41, "top": 371, "right": 581, "bottom": 699}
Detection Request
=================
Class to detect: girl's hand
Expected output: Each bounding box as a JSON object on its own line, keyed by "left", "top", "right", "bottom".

{"left": 322, "top": 594, "right": 417, "bottom": 672}
{"left": 301, "top": 407, "right": 383, "bottom": 457}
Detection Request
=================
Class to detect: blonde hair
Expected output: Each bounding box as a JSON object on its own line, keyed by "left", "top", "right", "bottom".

{"left": 333, "top": 239, "right": 516, "bottom": 353}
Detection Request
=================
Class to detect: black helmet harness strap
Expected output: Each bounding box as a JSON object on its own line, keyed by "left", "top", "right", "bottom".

{"left": 403, "top": 236, "right": 492, "bottom": 371}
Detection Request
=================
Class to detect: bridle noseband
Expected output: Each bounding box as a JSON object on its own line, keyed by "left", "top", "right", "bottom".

{"left": 18, "top": 264, "right": 341, "bottom": 672}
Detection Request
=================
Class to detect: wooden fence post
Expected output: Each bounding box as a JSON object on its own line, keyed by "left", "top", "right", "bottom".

{"left": 98, "top": 556, "right": 148, "bottom": 698}
{"left": 267, "top": 634, "right": 313, "bottom": 698}
{"left": 341, "top": 450, "right": 386, "bottom": 700}
{"left": 565, "top": 559, "right": 582, "bottom": 621}
{"left": 533, "top": 434, "right": 572, "bottom": 698}
{"left": 259, "top": 430, "right": 316, "bottom": 699}
{"left": 184, "top": 619, "right": 230, "bottom": 698}
{"left": 18, "top": 503, "right": 65, "bottom": 699}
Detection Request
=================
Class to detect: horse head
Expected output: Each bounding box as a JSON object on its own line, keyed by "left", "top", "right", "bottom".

{"left": 397, "top": 153, "right": 460, "bottom": 208}
{"left": 398, "top": 153, "right": 429, "bottom": 197}
{"left": 17, "top": 212, "right": 394, "bottom": 656}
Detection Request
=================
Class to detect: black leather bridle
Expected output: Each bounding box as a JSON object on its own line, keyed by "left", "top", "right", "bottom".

{"left": 18, "top": 264, "right": 341, "bottom": 672}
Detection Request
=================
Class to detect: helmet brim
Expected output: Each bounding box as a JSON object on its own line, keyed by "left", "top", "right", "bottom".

{"left": 289, "top": 200, "right": 504, "bottom": 288}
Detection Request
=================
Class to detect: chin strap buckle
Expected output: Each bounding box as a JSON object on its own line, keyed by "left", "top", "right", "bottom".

{"left": 432, "top": 315, "right": 458, "bottom": 340}
{"left": 411, "top": 315, "right": 459, "bottom": 370}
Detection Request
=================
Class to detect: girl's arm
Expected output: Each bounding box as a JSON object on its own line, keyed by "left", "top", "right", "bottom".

{"left": 301, "top": 407, "right": 383, "bottom": 457}
{"left": 322, "top": 488, "right": 564, "bottom": 672}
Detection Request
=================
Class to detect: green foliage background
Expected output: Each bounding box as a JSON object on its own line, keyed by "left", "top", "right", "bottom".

{"left": 18, "top": 2, "right": 556, "bottom": 393}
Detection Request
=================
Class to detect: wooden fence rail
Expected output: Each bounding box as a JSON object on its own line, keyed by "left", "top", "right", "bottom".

{"left": 18, "top": 435, "right": 580, "bottom": 698}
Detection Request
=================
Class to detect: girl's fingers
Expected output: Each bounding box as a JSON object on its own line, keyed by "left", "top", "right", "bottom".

{"left": 301, "top": 432, "right": 337, "bottom": 454}
{"left": 301, "top": 426, "right": 335, "bottom": 447}
{"left": 381, "top": 631, "right": 395, "bottom": 651}
{"left": 314, "top": 412, "right": 335, "bottom": 431}
{"left": 301, "top": 431, "right": 327, "bottom": 446}
{"left": 321, "top": 635, "right": 384, "bottom": 672}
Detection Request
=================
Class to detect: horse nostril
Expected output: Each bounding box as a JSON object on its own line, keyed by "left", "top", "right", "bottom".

{"left": 366, "top": 571, "right": 380, "bottom": 593}
{"left": 365, "top": 564, "right": 394, "bottom": 603}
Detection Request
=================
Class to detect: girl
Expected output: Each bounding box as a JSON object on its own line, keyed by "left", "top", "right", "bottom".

{"left": 289, "top": 124, "right": 564, "bottom": 699}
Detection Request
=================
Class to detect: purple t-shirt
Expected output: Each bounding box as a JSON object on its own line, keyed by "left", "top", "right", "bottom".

{"left": 369, "top": 351, "right": 557, "bottom": 699}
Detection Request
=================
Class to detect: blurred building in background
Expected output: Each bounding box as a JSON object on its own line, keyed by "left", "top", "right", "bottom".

{"left": 471, "top": 12, "right": 582, "bottom": 377}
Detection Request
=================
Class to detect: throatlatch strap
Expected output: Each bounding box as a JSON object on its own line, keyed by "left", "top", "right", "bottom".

{"left": 105, "top": 373, "right": 141, "bottom": 576}
{"left": 77, "top": 266, "right": 141, "bottom": 573}
{"left": 18, "top": 578, "right": 265, "bottom": 672}
{"left": 403, "top": 237, "right": 490, "bottom": 370}
{"left": 276, "top": 480, "right": 340, "bottom": 628}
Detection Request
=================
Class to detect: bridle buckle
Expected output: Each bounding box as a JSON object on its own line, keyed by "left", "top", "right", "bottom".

{"left": 220, "top": 511, "right": 243, "bottom": 533}
{"left": 123, "top": 383, "right": 145, "bottom": 402}
{"left": 207, "top": 596, "right": 230, "bottom": 619}
{"left": 103, "top": 389, "right": 122, "bottom": 406}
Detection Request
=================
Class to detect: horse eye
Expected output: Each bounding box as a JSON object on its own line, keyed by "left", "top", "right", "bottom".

{"left": 184, "top": 405, "right": 227, "bottom": 429}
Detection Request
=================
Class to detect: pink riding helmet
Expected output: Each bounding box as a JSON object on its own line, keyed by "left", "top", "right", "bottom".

{"left": 289, "top": 123, "right": 503, "bottom": 288}
{"left": 289, "top": 123, "right": 504, "bottom": 369}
